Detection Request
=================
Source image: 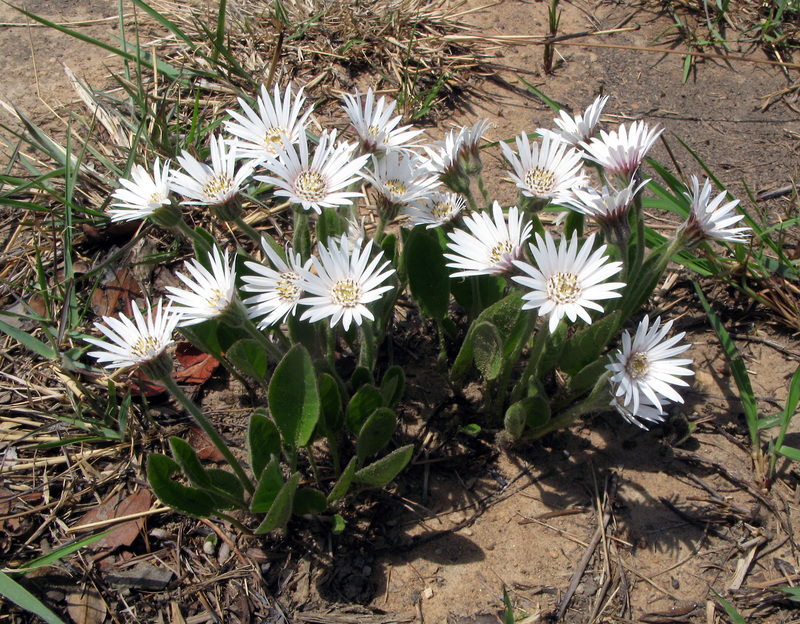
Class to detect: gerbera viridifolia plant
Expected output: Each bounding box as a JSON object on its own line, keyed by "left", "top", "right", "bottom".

{"left": 297, "top": 234, "right": 396, "bottom": 368}
{"left": 454, "top": 119, "right": 493, "bottom": 204}
{"left": 256, "top": 129, "right": 369, "bottom": 258}
{"left": 567, "top": 178, "right": 650, "bottom": 277}
{"left": 676, "top": 175, "right": 750, "bottom": 248}
{"left": 580, "top": 120, "right": 663, "bottom": 186}
{"left": 85, "top": 298, "right": 254, "bottom": 495}
{"left": 342, "top": 87, "right": 424, "bottom": 155}
{"left": 424, "top": 127, "right": 472, "bottom": 206}
{"left": 360, "top": 150, "right": 440, "bottom": 241}
{"left": 166, "top": 246, "right": 282, "bottom": 362}
{"left": 170, "top": 136, "right": 258, "bottom": 239}
{"left": 241, "top": 239, "right": 312, "bottom": 330}
{"left": 224, "top": 82, "right": 313, "bottom": 163}
{"left": 536, "top": 94, "right": 609, "bottom": 147}
{"left": 404, "top": 191, "right": 466, "bottom": 229}
{"left": 501, "top": 132, "right": 587, "bottom": 215}
{"left": 607, "top": 314, "right": 693, "bottom": 428}
{"left": 109, "top": 158, "right": 178, "bottom": 225}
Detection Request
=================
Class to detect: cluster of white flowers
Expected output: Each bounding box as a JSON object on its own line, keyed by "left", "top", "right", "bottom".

{"left": 94, "top": 85, "right": 753, "bottom": 431}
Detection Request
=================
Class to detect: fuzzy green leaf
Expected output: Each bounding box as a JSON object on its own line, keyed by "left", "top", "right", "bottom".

{"left": 406, "top": 228, "right": 450, "bottom": 320}
{"left": 380, "top": 366, "right": 405, "bottom": 408}
{"left": 357, "top": 408, "right": 397, "bottom": 465}
{"left": 268, "top": 344, "right": 319, "bottom": 449}
{"left": 254, "top": 472, "right": 301, "bottom": 533}
{"left": 346, "top": 384, "right": 383, "bottom": 434}
{"left": 169, "top": 437, "right": 211, "bottom": 488}
{"left": 251, "top": 455, "right": 284, "bottom": 514}
{"left": 473, "top": 321, "right": 503, "bottom": 380}
{"left": 147, "top": 454, "right": 216, "bottom": 518}
{"left": 227, "top": 339, "right": 269, "bottom": 380}
{"left": 354, "top": 444, "right": 413, "bottom": 487}
{"left": 559, "top": 311, "right": 621, "bottom": 376}
{"left": 293, "top": 488, "right": 327, "bottom": 516}
{"left": 248, "top": 410, "right": 281, "bottom": 480}
{"left": 327, "top": 456, "right": 358, "bottom": 504}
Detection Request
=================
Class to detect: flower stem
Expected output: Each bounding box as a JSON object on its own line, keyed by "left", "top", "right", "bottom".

{"left": 242, "top": 316, "right": 284, "bottom": 363}
{"left": 173, "top": 219, "right": 212, "bottom": 255}
{"left": 494, "top": 310, "right": 539, "bottom": 416}
{"left": 475, "top": 170, "right": 492, "bottom": 209}
{"left": 159, "top": 374, "right": 255, "bottom": 494}
{"left": 510, "top": 319, "right": 549, "bottom": 405}
{"left": 358, "top": 322, "right": 376, "bottom": 371}
{"left": 233, "top": 216, "right": 265, "bottom": 246}
{"left": 293, "top": 208, "right": 312, "bottom": 262}
{"left": 530, "top": 371, "right": 611, "bottom": 439}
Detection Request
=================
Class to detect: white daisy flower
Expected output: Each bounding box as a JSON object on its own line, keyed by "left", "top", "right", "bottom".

{"left": 109, "top": 158, "right": 172, "bottom": 222}
{"left": 342, "top": 88, "right": 423, "bottom": 154}
{"left": 171, "top": 136, "right": 254, "bottom": 207}
{"left": 500, "top": 133, "right": 586, "bottom": 205}
{"left": 580, "top": 121, "right": 663, "bottom": 183}
{"left": 256, "top": 129, "right": 369, "bottom": 214}
{"left": 360, "top": 151, "right": 440, "bottom": 211}
{"left": 445, "top": 201, "right": 532, "bottom": 278}
{"left": 512, "top": 231, "right": 625, "bottom": 333}
{"left": 424, "top": 127, "right": 469, "bottom": 193}
{"left": 607, "top": 314, "right": 694, "bottom": 416}
{"left": 567, "top": 178, "right": 649, "bottom": 244}
{"left": 457, "top": 119, "right": 493, "bottom": 173}
{"left": 678, "top": 175, "right": 750, "bottom": 246}
{"left": 404, "top": 191, "right": 466, "bottom": 229}
{"left": 298, "top": 235, "right": 395, "bottom": 330}
{"left": 609, "top": 382, "right": 666, "bottom": 429}
{"left": 224, "top": 82, "right": 313, "bottom": 161}
{"left": 537, "top": 95, "right": 609, "bottom": 146}
{"left": 85, "top": 298, "right": 180, "bottom": 370}
{"left": 166, "top": 247, "right": 238, "bottom": 326}
{"left": 242, "top": 241, "right": 312, "bottom": 328}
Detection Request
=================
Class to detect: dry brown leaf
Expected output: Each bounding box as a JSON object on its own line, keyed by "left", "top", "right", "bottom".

{"left": 174, "top": 342, "right": 220, "bottom": 386}
{"left": 90, "top": 266, "right": 142, "bottom": 319}
{"left": 67, "top": 586, "right": 107, "bottom": 624}
{"left": 72, "top": 489, "right": 153, "bottom": 552}
{"left": 187, "top": 426, "right": 225, "bottom": 462}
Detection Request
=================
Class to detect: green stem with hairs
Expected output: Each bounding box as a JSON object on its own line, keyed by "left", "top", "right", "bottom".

{"left": 293, "top": 208, "right": 312, "bottom": 262}
{"left": 241, "top": 315, "right": 284, "bottom": 363}
{"left": 159, "top": 374, "right": 255, "bottom": 494}
{"left": 358, "top": 321, "right": 377, "bottom": 371}
{"left": 475, "top": 170, "right": 492, "bottom": 209}
{"left": 233, "top": 216, "right": 265, "bottom": 247}
{"left": 529, "top": 371, "right": 611, "bottom": 439}
{"left": 493, "top": 310, "right": 539, "bottom": 416}
{"left": 510, "top": 319, "right": 550, "bottom": 405}
{"left": 173, "top": 219, "right": 213, "bottom": 255}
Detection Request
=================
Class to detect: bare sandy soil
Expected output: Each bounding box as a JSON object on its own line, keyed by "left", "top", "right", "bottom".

{"left": 1, "top": 1, "right": 800, "bottom": 623}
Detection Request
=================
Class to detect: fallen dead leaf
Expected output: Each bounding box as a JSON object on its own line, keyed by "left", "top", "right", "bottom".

{"left": 90, "top": 266, "right": 142, "bottom": 319}
{"left": 187, "top": 426, "right": 226, "bottom": 462}
{"left": 174, "top": 342, "right": 220, "bottom": 386}
{"left": 67, "top": 586, "right": 107, "bottom": 624}
{"left": 72, "top": 489, "right": 153, "bottom": 551}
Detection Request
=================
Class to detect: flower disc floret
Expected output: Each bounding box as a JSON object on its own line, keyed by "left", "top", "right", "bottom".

{"left": 512, "top": 231, "right": 625, "bottom": 333}
{"left": 445, "top": 201, "right": 532, "bottom": 277}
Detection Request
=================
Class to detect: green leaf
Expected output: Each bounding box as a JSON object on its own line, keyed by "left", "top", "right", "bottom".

{"left": 251, "top": 455, "right": 284, "bottom": 513}
{"left": 346, "top": 384, "right": 383, "bottom": 434}
{"left": 503, "top": 401, "right": 527, "bottom": 440}
{"left": 568, "top": 359, "right": 609, "bottom": 394}
{"left": 0, "top": 318, "right": 56, "bottom": 360}
{"left": 169, "top": 437, "right": 211, "bottom": 488}
{"left": 357, "top": 408, "right": 397, "bottom": 465}
{"left": 332, "top": 513, "right": 347, "bottom": 534}
{"left": 268, "top": 344, "right": 320, "bottom": 449}
{"left": 503, "top": 587, "right": 515, "bottom": 624}
{"left": 293, "top": 488, "right": 327, "bottom": 516}
{"left": 327, "top": 456, "right": 358, "bottom": 503}
{"left": 450, "top": 274, "right": 505, "bottom": 312}
{"left": 287, "top": 315, "right": 322, "bottom": 360}
{"left": 16, "top": 530, "right": 112, "bottom": 572}
{"left": 147, "top": 454, "right": 216, "bottom": 517}
{"left": 0, "top": 570, "right": 67, "bottom": 624}
{"left": 405, "top": 227, "right": 450, "bottom": 320}
{"left": 472, "top": 321, "right": 504, "bottom": 380}
{"left": 354, "top": 444, "right": 414, "bottom": 487}
{"left": 538, "top": 321, "right": 568, "bottom": 377}
{"left": 317, "top": 208, "right": 343, "bottom": 244}
{"left": 380, "top": 366, "right": 405, "bottom": 408}
{"left": 254, "top": 472, "right": 301, "bottom": 533}
{"left": 319, "top": 373, "right": 344, "bottom": 437}
{"left": 206, "top": 469, "right": 245, "bottom": 510}
{"left": 559, "top": 311, "right": 621, "bottom": 376}
{"left": 778, "top": 445, "right": 800, "bottom": 461}
{"left": 227, "top": 339, "right": 269, "bottom": 380}
{"left": 780, "top": 585, "right": 800, "bottom": 603}
{"left": 351, "top": 366, "right": 375, "bottom": 393}
{"left": 713, "top": 591, "right": 747, "bottom": 624}
{"left": 248, "top": 410, "right": 281, "bottom": 479}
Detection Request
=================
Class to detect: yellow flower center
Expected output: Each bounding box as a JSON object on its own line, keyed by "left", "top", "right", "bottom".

{"left": 432, "top": 201, "right": 454, "bottom": 221}
{"left": 546, "top": 272, "right": 581, "bottom": 304}
{"left": 295, "top": 170, "right": 328, "bottom": 202}
{"left": 203, "top": 174, "right": 234, "bottom": 201}
{"left": 131, "top": 336, "right": 160, "bottom": 358}
{"left": 264, "top": 127, "right": 286, "bottom": 154}
{"left": 385, "top": 179, "right": 407, "bottom": 198}
{"left": 524, "top": 167, "right": 556, "bottom": 196}
{"left": 276, "top": 272, "right": 301, "bottom": 302}
{"left": 368, "top": 124, "right": 382, "bottom": 139}
{"left": 330, "top": 278, "right": 362, "bottom": 308}
{"left": 206, "top": 288, "right": 228, "bottom": 309}
{"left": 626, "top": 351, "right": 650, "bottom": 380}
{"left": 489, "top": 240, "right": 514, "bottom": 264}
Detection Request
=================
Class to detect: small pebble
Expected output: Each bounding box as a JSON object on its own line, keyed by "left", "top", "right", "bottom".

{"left": 422, "top": 586, "right": 434, "bottom": 600}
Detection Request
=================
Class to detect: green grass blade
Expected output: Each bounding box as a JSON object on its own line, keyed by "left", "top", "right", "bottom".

{"left": 517, "top": 76, "right": 562, "bottom": 112}
{"left": 0, "top": 318, "right": 57, "bottom": 360}
{"left": 131, "top": 0, "right": 196, "bottom": 50}
{"left": 0, "top": 570, "right": 67, "bottom": 624}
{"left": 694, "top": 283, "right": 759, "bottom": 447}
{"left": 713, "top": 591, "right": 747, "bottom": 624}
{"left": 213, "top": 0, "right": 228, "bottom": 62}
{"left": 17, "top": 531, "right": 112, "bottom": 572}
